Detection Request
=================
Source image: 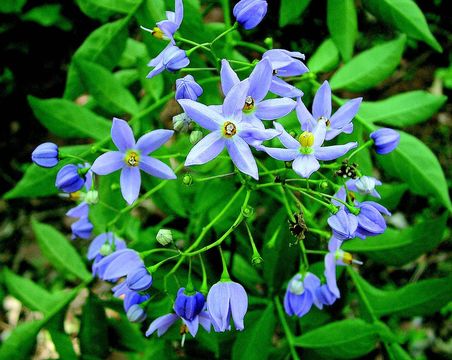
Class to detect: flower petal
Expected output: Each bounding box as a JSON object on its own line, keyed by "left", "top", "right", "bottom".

{"left": 185, "top": 131, "right": 225, "bottom": 166}
{"left": 273, "top": 122, "right": 299, "bottom": 149}
{"left": 174, "top": 0, "right": 183, "bottom": 25}
{"left": 296, "top": 97, "right": 316, "bottom": 131}
{"left": 136, "top": 129, "right": 174, "bottom": 155}
{"left": 226, "top": 136, "right": 258, "bottom": 179}
{"left": 228, "top": 282, "right": 248, "bottom": 330}
{"left": 325, "top": 253, "right": 340, "bottom": 298}
{"left": 91, "top": 151, "right": 124, "bottom": 175}
{"left": 292, "top": 155, "right": 320, "bottom": 178}
{"left": 269, "top": 76, "right": 304, "bottom": 98}
{"left": 255, "top": 98, "right": 296, "bottom": 120}
{"left": 66, "top": 202, "right": 89, "bottom": 218}
{"left": 312, "top": 81, "right": 332, "bottom": 120}
{"left": 330, "top": 97, "right": 362, "bottom": 129}
{"left": 222, "top": 80, "right": 250, "bottom": 120}
{"left": 182, "top": 317, "right": 199, "bottom": 337}
{"left": 145, "top": 313, "right": 179, "bottom": 337}
{"left": 258, "top": 145, "right": 299, "bottom": 161}
{"left": 312, "top": 120, "right": 327, "bottom": 147}
{"left": 207, "top": 282, "right": 231, "bottom": 332}
{"left": 111, "top": 118, "right": 135, "bottom": 151}
{"left": 120, "top": 166, "right": 141, "bottom": 205}
{"left": 248, "top": 58, "right": 272, "bottom": 102}
{"left": 315, "top": 142, "right": 357, "bottom": 161}
{"left": 220, "top": 59, "right": 240, "bottom": 95}
{"left": 198, "top": 311, "right": 211, "bottom": 332}
{"left": 178, "top": 99, "right": 224, "bottom": 131}
{"left": 139, "top": 156, "right": 176, "bottom": 179}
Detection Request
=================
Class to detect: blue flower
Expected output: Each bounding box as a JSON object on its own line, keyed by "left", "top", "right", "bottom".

{"left": 112, "top": 280, "right": 150, "bottom": 312}
{"left": 206, "top": 280, "right": 248, "bottom": 332}
{"left": 70, "top": 216, "right": 93, "bottom": 240}
{"left": 55, "top": 164, "right": 86, "bottom": 193}
{"left": 146, "top": 288, "right": 211, "bottom": 339}
{"left": 91, "top": 118, "right": 176, "bottom": 204}
{"left": 233, "top": 0, "right": 268, "bottom": 30}
{"left": 178, "top": 80, "right": 269, "bottom": 179}
{"left": 346, "top": 176, "right": 382, "bottom": 198}
{"left": 87, "top": 232, "right": 126, "bottom": 276}
{"left": 315, "top": 284, "right": 338, "bottom": 307}
{"left": 93, "top": 248, "right": 143, "bottom": 281}
{"left": 127, "top": 304, "right": 147, "bottom": 323}
{"left": 284, "top": 272, "right": 321, "bottom": 317}
{"left": 327, "top": 209, "right": 358, "bottom": 241}
{"left": 147, "top": 44, "right": 190, "bottom": 79}
{"left": 296, "top": 80, "right": 362, "bottom": 140}
{"left": 263, "top": 49, "right": 308, "bottom": 97}
{"left": 258, "top": 119, "right": 357, "bottom": 178}
{"left": 370, "top": 128, "right": 400, "bottom": 154}
{"left": 31, "top": 142, "right": 58, "bottom": 168}
{"left": 126, "top": 265, "right": 153, "bottom": 292}
{"left": 176, "top": 75, "right": 203, "bottom": 101}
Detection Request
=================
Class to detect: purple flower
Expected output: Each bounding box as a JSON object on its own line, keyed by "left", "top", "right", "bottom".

{"left": 346, "top": 176, "right": 382, "bottom": 198}
{"left": 55, "top": 164, "right": 85, "bottom": 193}
{"left": 263, "top": 49, "right": 308, "bottom": 97}
{"left": 327, "top": 209, "right": 358, "bottom": 241}
{"left": 258, "top": 119, "right": 357, "bottom": 178}
{"left": 296, "top": 81, "right": 362, "bottom": 140}
{"left": 176, "top": 75, "right": 203, "bottom": 101}
{"left": 66, "top": 202, "right": 93, "bottom": 240}
{"left": 147, "top": 44, "right": 190, "bottom": 79}
{"left": 233, "top": 0, "right": 268, "bottom": 30}
{"left": 91, "top": 118, "right": 176, "bottom": 204}
{"left": 112, "top": 280, "right": 150, "bottom": 312}
{"left": 370, "top": 128, "right": 400, "bottom": 154}
{"left": 156, "top": 0, "right": 183, "bottom": 43}
{"left": 206, "top": 280, "right": 248, "bottom": 332}
{"left": 220, "top": 59, "right": 296, "bottom": 129}
{"left": 31, "top": 142, "right": 58, "bottom": 168}
{"left": 127, "top": 304, "right": 147, "bottom": 323}
{"left": 315, "top": 285, "right": 338, "bottom": 308}
{"left": 93, "top": 249, "right": 143, "bottom": 281}
{"left": 126, "top": 265, "right": 153, "bottom": 292}
{"left": 87, "top": 232, "right": 126, "bottom": 276}
{"left": 146, "top": 288, "right": 211, "bottom": 339}
{"left": 284, "top": 272, "right": 320, "bottom": 317}
{"left": 178, "top": 81, "right": 269, "bottom": 179}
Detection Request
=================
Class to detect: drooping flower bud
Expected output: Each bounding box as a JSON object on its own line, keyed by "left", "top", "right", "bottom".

{"left": 284, "top": 273, "right": 320, "bottom": 317}
{"left": 31, "top": 142, "right": 59, "bottom": 168}
{"left": 127, "top": 304, "right": 147, "bottom": 323}
{"left": 233, "top": 0, "right": 268, "bottom": 30}
{"left": 147, "top": 45, "right": 190, "bottom": 79}
{"left": 70, "top": 217, "right": 93, "bottom": 240}
{"left": 173, "top": 288, "right": 205, "bottom": 321}
{"left": 55, "top": 164, "right": 85, "bottom": 193}
{"left": 85, "top": 190, "right": 99, "bottom": 205}
{"left": 189, "top": 130, "right": 203, "bottom": 145}
{"left": 370, "top": 128, "right": 400, "bottom": 155}
{"left": 126, "top": 265, "right": 153, "bottom": 292}
{"left": 175, "top": 75, "right": 203, "bottom": 101}
{"left": 156, "top": 229, "right": 173, "bottom": 246}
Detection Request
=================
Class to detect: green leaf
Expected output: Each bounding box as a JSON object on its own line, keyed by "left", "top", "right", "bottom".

{"left": 294, "top": 319, "right": 379, "bottom": 359}
{"left": 76, "top": 0, "right": 140, "bottom": 21}
{"left": 28, "top": 96, "right": 111, "bottom": 140}
{"left": 307, "top": 38, "right": 340, "bottom": 74}
{"left": 359, "top": 91, "right": 447, "bottom": 127}
{"left": 327, "top": 0, "right": 357, "bottom": 62}
{"left": 279, "top": 0, "right": 311, "bottom": 27}
{"left": 0, "top": 320, "right": 44, "bottom": 359}
{"left": 3, "top": 269, "right": 55, "bottom": 313}
{"left": 21, "top": 4, "right": 72, "bottom": 31}
{"left": 377, "top": 131, "right": 452, "bottom": 211}
{"left": 376, "top": 183, "right": 408, "bottom": 211}
{"left": 3, "top": 145, "right": 90, "bottom": 199}
{"left": 74, "top": 59, "right": 139, "bottom": 115}
{"left": 362, "top": 0, "right": 442, "bottom": 52}
{"left": 64, "top": 18, "right": 129, "bottom": 99}
{"left": 232, "top": 304, "right": 276, "bottom": 360}
{"left": 48, "top": 330, "right": 78, "bottom": 360}
{"left": 0, "top": 0, "right": 27, "bottom": 14}
{"left": 32, "top": 220, "right": 92, "bottom": 282}
{"left": 330, "top": 35, "right": 406, "bottom": 92}
{"left": 80, "top": 293, "right": 109, "bottom": 358}
{"left": 352, "top": 273, "right": 452, "bottom": 317}
{"left": 343, "top": 212, "right": 448, "bottom": 266}
{"left": 386, "top": 343, "right": 412, "bottom": 360}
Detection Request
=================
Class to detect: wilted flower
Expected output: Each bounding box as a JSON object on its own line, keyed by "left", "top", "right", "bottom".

{"left": 370, "top": 128, "right": 400, "bottom": 154}
{"left": 91, "top": 118, "right": 176, "bottom": 204}
{"left": 176, "top": 75, "right": 203, "bottom": 101}
{"left": 296, "top": 80, "right": 362, "bottom": 140}
{"left": 207, "top": 280, "right": 248, "bottom": 332}
{"left": 147, "top": 44, "right": 190, "bottom": 79}
{"left": 31, "top": 142, "right": 58, "bottom": 168}
{"left": 346, "top": 176, "right": 382, "bottom": 198}
{"left": 284, "top": 272, "right": 321, "bottom": 317}
{"left": 233, "top": 0, "right": 268, "bottom": 30}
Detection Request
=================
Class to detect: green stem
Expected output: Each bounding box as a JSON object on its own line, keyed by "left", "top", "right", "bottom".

{"left": 274, "top": 296, "right": 300, "bottom": 360}
{"left": 218, "top": 245, "right": 231, "bottom": 281}
{"left": 347, "top": 267, "right": 378, "bottom": 322}
{"left": 140, "top": 248, "right": 179, "bottom": 258}
{"left": 298, "top": 237, "right": 309, "bottom": 270}
{"left": 305, "top": 249, "right": 328, "bottom": 255}
{"left": 347, "top": 140, "right": 373, "bottom": 160}
{"left": 148, "top": 253, "right": 181, "bottom": 273}
{"left": 180, "top": 67, "right": 217, "bottom": 72}
{"left": 245, "top": 222, "right": 262, "bottom": 262}
{"left": 280, "top": 185, "right": 296, "bottom": 222}
{"left": 196, "top": 172, "right": 236, "bottom": 182}
{"left": 199, "top": 254, "right": 208, "bottom": 295}
{"left": 234, "top": 40, "right": 267, "bottom": 53}
{"left": 308, "top": 228, "right": 331, "bottom": 238}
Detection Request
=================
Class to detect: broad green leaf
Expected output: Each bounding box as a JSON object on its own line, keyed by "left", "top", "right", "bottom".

{"left": 0, "top": 0, "right": 27, "bottom": 13}
{"left": 3, "top": 269, "right": 55, "bottom": 313}
{"left": 49, "top": 330, "right": 77, "bottom": 360}
{"left": 21, "top": 4, "right": 72, "bottom": 31}
{"left": 64, "top": 18, "right": 129, "bottom": 99}
{"left": 76, "top": 0, "right": 140, "bottom": 21}
{"left": 376, "top": 183, "right": 408, "bottom": 211}
{"left": 108, "top": 315, "right": 147, "bottom": 352}
{"left": 232, "top": 304, "right": 276, "bottom": 360}
{"left": 294, "top": 319, "right": 379, "bottom": 359}
{"left": 28, "top": 96, "right": 111, "bottom": 140}
{"left": 386, "top": 343, "right": 412, "bottom": 360}
{"left": 0, "top": 320, "right": 44, "bottom": 359}
{"left": 377, "top": 131, "right": 451, "bottom": 211}
{"left": 363, "top": 0, "right": 442, "bottom": 52}
{"left": 3, "top": 145, "right": 90, "bottom": 199}
{"left": 307, "top": 38, "right": 340, "bottom": 74}
{"left": 80, "top": 293, "right": 109, "bottom": 358}
{"left": 74, "top": 59, "right": 139, "bottom": 115}
{"left": 330, "top": 36, "right": 406, "bottom": 92}
{"left": 279, "top": 0, "right": 311, "bottom": 27}
{"left": 327, "top": 0, "right": 357, "bottom": 62}
{"left": 343, "top": 212, "right": 448, "bottom": 266}
{"left": 352, "top": 273, "right": 452, "bottom": 317}
{"left": 32, "top": 220, "right": 92, "bottom": 282}
{"left": 359, "top": 91, "right": 447, "bottom": 127}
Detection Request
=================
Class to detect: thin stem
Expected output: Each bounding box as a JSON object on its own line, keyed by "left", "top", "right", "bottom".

{"left": 148, "top": 253, "right": 181, "bottom": 273}
{"left": 218, "top": 246, "right": 230, "bottom": 281}
{"left": 347, "top": 140, "right": 373, "bottom": 161}
{"left": 308, "top": 228, "right": 331, "bottom": 238}
{"left": 180, "top": 67, "right": 217, "bottom": 72}
{"left": 196, "top": 172, "right": 236, "bottom": 182}
{"left": 199, "top": 254, "right": 208, "bottom": 294}
{"left": 274, "top": 296, "right": 300, "bottom": 360}
{"left": 140, "top": 248, "right": 179, "bottom": 258}
{"left": 298, "top": 237, "right": 309, "bottom": 270}
{"left": 280, "top": 185, "right": 296, "bottom": 222}
{"left": 245, "top": 221, "right": 261, "bottom": 259}
{"left": 305, "top": 249, "right": 328, "bottom": 255}
{"left": 347, "top": 267, "right": 378, "bottom": 322}
{"left": 234, "top": 40, "right": 267, "bottom": 53}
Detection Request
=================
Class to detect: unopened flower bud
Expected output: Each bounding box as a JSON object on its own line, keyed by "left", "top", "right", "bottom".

{"left": 241, "top": 205, "right": 254, "bottom": 218}
{"left": 251, "top": 254, "right": 263, "bottom": 266}
{"left": 320, "top": 181, "right": 329, "bottom": 189}
{"left": 182, "top": 174, "right": 193, "bottom": 186}
{"left": 85, "top": 190, "right": 99, "bottom": 205}
{"left": 176, "top": 75, "right": 203, "bottom": 101}
{"left": 172, "top": 113, "right": 192, "bottom": 133}
{"left": 190, "top": 130, "right": 203, "bottom": 145}
{"left": 370, "top": 128, "right": 400, "bottom": 155}
{"left": 127, "top": 304, "right": 147, "bottom": 323}
{"left": 32, "top": 142, "right": 59, "bottom": 168}
{"left": 233, "top": 0, "right": 268, "bottom": 30}
{"left": 55, "top": 164, "right": 85, "bottom": 193}
{"left": 156, "top": 229, "right": 173, "bottom": 246}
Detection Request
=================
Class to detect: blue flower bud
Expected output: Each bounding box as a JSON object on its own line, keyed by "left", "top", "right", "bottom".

{"left": 175, "top": 75, "right": 203, "bottom": 101}
{"left": 233, "top": 0, "right": 268, "bottom": 30}
{"left": 370, "top": 128, "right": 400, "bottom": 155}
{"left": 126, "top": 265, "right": 153, "bottom": 292}
{"left": 55, "top": 164, "right": 85, "bottom": 193}
{"left": 127, "top": 304, "right": 147, "bottom": 323}
{"left": 31, "top": 142, "right": 59, "bottom": 168}
{"left": 284, "top": 273, "right": 320, "bottom": 317}
{"left": 71, "top": 217, "right": 93, "bottom": 240}
{"left": 173, "top": 288, "right": 205, "bottom": 321}
{"left": 315, "top": 284, "right": 338, "bottom": 307}
{"left": 164, "top": 46, "right": 189, "bottom": 72}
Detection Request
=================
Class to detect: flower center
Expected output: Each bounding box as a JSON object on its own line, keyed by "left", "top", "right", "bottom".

{"left": 151, "top": 27, "right": 165, "bottom": 40}
{"left": 318, "top": 116, "right": 330, "bottom": 127}
{"left": 289, "top": 279, "right": 305, "bottom": 295}
{"left": 125, "top": 151, "right": 140, "bottom": 167}
{"left": 335, "top": 250, "right": 362, "bottom": 265}
{"left": 179, "top": 324, "right": 189, "bottom": 335}
{"left": 272, "top": 69, "right": 278, "bottom": 75}
{"left": 222, "top": 121, "right": 237, "bottom": 138}
{"left": 243, "top": 96, "right": 255, "bottom": 113}
{"left": 298, "top": 131, "right": 314, "bottom": 154}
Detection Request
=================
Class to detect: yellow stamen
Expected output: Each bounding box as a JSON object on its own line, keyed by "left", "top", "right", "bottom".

{"left": 151, "top": 27, "right": 165, "bottom": 40}
{"left": 125, "top": 151, "right": 140, "bottom": 167}
{"left": 222, "top": 121, "right": 237, "bottom": 138}
{"left": 243, "top": 96, "right": 255, "bottom": 112}
{"left": 298, "top": 131, "right": 314, "bottom": 147}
